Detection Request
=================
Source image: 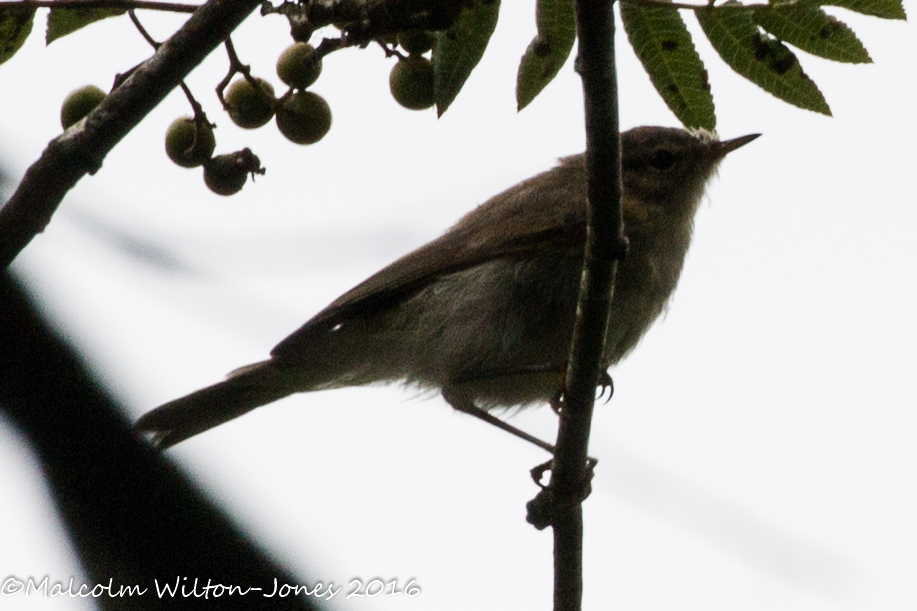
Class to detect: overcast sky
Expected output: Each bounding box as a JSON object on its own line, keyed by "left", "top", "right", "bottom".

{"left": 2, "top": 2, "right": 916, "bottom": 610}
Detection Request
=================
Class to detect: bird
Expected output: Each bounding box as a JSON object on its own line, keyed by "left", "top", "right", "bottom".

{"left": 137, "top": 126, "right": 759, "bottom": 449}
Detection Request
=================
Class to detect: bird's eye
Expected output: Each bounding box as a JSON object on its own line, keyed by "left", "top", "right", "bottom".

{"left": 649, "top": 149, "right": 676, "bottom": 171}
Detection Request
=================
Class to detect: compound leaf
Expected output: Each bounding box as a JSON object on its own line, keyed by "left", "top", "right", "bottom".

{"left": 754, "top": 5, "right": 871, "bottom": 63}
{"left": 697, "top": 4, "right": 831, "bottom": 115}
{"left": 622, "top": 4, "right": 715, "bottom": 130}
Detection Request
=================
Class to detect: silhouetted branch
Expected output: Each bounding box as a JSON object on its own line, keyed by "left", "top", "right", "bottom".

{"left": 0, "top": 271, "right": 325, "bottom": 610}
{"left": 0, "top": 0, "right": 198, "bottom": 13}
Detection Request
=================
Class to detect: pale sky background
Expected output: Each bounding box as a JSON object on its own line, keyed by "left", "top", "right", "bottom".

{"left": 1, "top": 2, "right": 915, "bottom": 609}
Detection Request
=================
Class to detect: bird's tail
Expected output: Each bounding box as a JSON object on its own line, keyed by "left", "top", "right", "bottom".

{"left": 136, "top": 360, "right": 293, "bottom": 449}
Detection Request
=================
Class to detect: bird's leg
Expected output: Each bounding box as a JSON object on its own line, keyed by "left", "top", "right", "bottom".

{"left": 442, "top": 383, "right": 557, "bottom": 455}
{"left": 443, "top": 365, "right": 609, "bottom": 464}
{"left": 530, "top": 459, "right": 554, "bottom": 488}
{"left": 526, "top": 457, "right": 597, "bottom": 529}
{"left": 528, "top": 372, "right": 605, "bottom": 528}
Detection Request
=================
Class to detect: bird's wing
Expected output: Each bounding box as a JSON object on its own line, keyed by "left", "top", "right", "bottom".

{"left": 271, "top": 155, "right": 588, "bottom": 359}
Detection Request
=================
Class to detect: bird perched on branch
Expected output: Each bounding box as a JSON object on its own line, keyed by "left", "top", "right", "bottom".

{"left": 138, "top": 126, "right": 758, "bottom": 449}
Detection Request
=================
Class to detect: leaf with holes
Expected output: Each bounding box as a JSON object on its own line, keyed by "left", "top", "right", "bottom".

{"left": 822, "top": 0, "right": 906, "bottom": 20}
{"left": 754, "top": 5, "right": 871, "bottom": 63}
{"left": 0, "top": 6, "right": 35, "bottom": 66}
{"left": 434, "top": 0, "right": 500, "bottom": 116}
{"left": 516, "top": 0, "right": 576, "bottom": 111}
{"left": 47, "top": 7, "right": 125, "bottom": 45}
{"left": 696, "top": 4, "right": 830, "bottom": 115}
{"left": 622, "top": 4, "right": 715, "bottom": 130}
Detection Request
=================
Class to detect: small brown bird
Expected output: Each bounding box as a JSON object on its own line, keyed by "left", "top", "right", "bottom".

{"left": 138, "top": 126, "right": 758, "bottom": 449}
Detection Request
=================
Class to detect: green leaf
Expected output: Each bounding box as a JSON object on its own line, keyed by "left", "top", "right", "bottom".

{"left": 621, "top": 4, "right": 715, "bottom": 130}
{"left": 0, "top": 6, "right": 35, "bottom": 66}
{"left": 46, "top": 7, "right": 126, "bottom": 45}
{"left": 822, "top": 0, "right": 906, "bottom": 20}
{"left": 696, "top": 4, "right": 831, "bottom": 115}
{"left": 754, "top": 5, "right": 871, "bottom": 63}
{"left": 433, "top": 0, "right": 500, "bottom": 116}
{"left": 516, "top": 0, "right": 576, "bottom": 111}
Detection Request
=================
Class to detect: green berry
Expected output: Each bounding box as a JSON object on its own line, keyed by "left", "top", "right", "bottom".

{"left": 165, "top": 117, "right": 216, "bottom": 168}
{"left": 398, "top": 30, "right": 435, "bottom": 55}
{"left": 275, "top": 91, "right": 332, "bottom": 145}
{"left": 225, "top": 77, "right": 276, "bottom": 129}
{"left": 204, "top": 154, "right": 248, "bottom": 196}
{"left": 60, "top": 85, "right": 106, "bottom": 129}
{"left": 203, "top": 149, "right": 263, "bottom": 196}
{"left": 389, "top": 57, "right": 434, "bottom": 111}
{"left": 276, "top": 43, "right": 323, "bottom": 90}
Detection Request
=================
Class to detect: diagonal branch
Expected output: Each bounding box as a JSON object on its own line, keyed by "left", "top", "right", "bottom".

{"left": 0, "top": 269, "right": 324, "bottom": 610}
{"left": 0, "top": 0, "right": 263, "bottom": 268}
{"left": 0, "top": 0, "right": 199, "bottom": 12}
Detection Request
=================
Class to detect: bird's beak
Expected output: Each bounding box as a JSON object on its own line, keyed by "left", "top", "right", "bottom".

{"left": 714, "top": 133, "right": 761, "bottom": 158}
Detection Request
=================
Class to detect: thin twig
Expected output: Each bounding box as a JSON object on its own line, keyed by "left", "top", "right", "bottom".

{"left": 373, "top": 38, "right": 406, "bottom": 60}
{"left": 179, "top": 82, "right": 207, "bottom": 119}
{"left": 314, "top": 36, "right": 348, "bottom": 58}
{"left": 130, "top": 7, "right": 211, "bottom": 150}
{"left": 272, "top": 0, "right": 466, "bottom": 40}
{"left": 1, "top": 0, "right": 199, "bottom": 13}
{"left": 128, "top": 9, "right": 161, "bottom": 48}
{"left": 215, "top": 38, "right": 259, "bottom": 108}
{"left": 129, "top": 9, "right": 203, "bottom": 115}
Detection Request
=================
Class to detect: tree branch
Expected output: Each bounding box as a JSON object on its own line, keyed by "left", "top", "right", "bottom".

{"left": 549, "top": 0, "right": 625, "bottom": 609}
{"left": 261, "top": 0, "right": 464, "bottom": 45}
{"left": 298, "top": 0, "right": 464, "bottom": 35}
{"left": 0, "top": 270, "right": 324, "bottom": 610}
{"left": 1, "top": 0, "right": 199, "bottom": 13}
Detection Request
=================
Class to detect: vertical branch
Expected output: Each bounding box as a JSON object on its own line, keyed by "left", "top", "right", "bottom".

{"left": 549, "top": 0, "right": 624, "bottom": 609}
